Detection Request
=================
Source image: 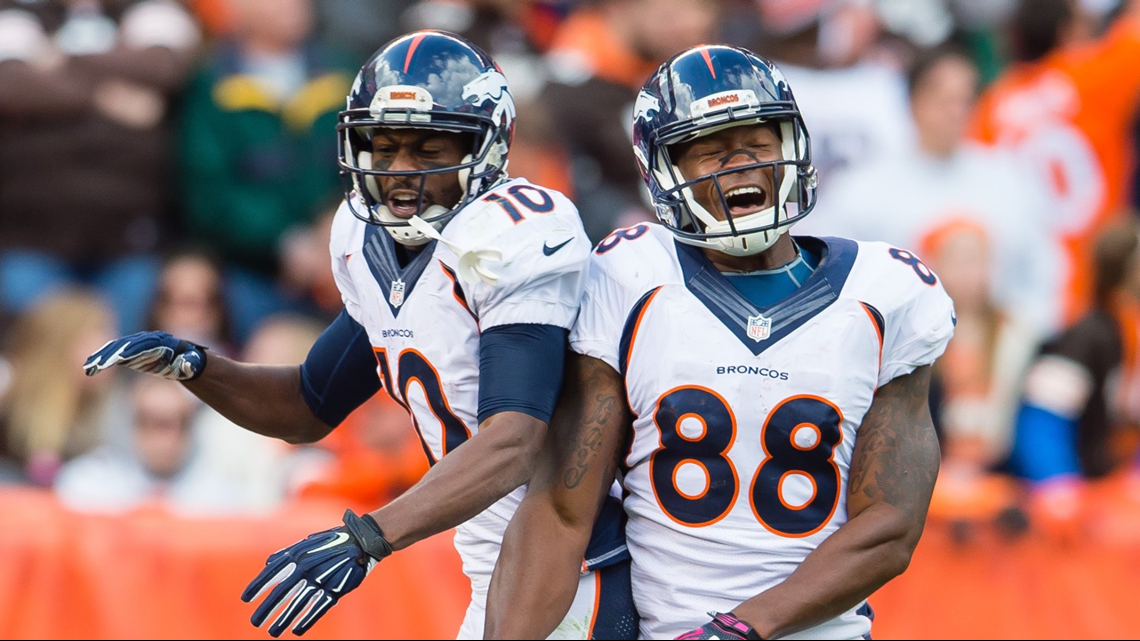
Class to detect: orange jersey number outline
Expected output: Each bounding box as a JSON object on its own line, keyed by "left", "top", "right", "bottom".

{"left": 648, "top": 386, "right": 844, "bottom": 537}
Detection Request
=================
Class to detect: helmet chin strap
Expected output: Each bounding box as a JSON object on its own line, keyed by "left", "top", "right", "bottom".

{"left": 376, "top": 204, "right": 448, "bottom": 246}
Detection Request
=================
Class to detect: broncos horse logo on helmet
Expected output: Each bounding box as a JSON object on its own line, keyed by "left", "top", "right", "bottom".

{"left": 337, "top": 31, "right": 516, "bottom": 245}
{"left": 632, "top": 45, "right": 818, "bottom": 256}
{"left": 461, "top": 69, "right": 516, "bottom": 135}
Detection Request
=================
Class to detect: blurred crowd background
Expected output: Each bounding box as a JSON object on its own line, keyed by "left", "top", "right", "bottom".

{"left": 1, "top": 0, "right": 1140, "bottom": 554}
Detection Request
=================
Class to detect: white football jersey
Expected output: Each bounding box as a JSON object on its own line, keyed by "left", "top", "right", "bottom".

{"left": 570, "top": 224, "right": 954, "bottom": 640}
{"left": 329, "top": 177, "right": 591, "bottom": 606}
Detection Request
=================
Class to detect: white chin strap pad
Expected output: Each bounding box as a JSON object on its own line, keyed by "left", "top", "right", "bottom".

{"left": 406, "top": 215, "right": 502, "bottom": 285}
{"left": 373, "top": 204, "right": 449, "bottom": 247}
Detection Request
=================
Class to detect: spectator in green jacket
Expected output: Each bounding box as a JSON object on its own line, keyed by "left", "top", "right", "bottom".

{"left": 179, "top": 0, "right": 355, "bottom": 341}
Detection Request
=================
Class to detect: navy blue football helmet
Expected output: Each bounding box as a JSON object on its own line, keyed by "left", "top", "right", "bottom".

{"left": 632, "top": 46, "right": 817, "bottom": 256}
{"left": 338, "top": 31, "right": 516, "bottom": 245}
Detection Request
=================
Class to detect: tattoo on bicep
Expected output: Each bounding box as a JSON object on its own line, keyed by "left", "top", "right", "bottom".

{"left": 563, "top": 424, "right": 602, "bottom": 489}
{"left": 849, "top": 366, "right": 940, "bottom": 512}
{"left": 561, "top": 359, "right": 624, "bottom": 489}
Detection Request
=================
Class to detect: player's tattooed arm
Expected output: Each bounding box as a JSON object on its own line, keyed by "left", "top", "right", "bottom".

{"left": 484, "top": 354, "right": 630, "bottom": 640}
{"left": 733, "top": 366, "right": 939, "bottom": 640}
{"left": 847, "top": 366, "right": 941, "bottom": 513}
{"left": 561, "top": 370, "right": 621, "bottom": 490}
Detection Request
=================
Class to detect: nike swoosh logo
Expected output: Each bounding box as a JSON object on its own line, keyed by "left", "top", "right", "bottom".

{"left": 543, "top": 238, "right": 573, "bottom": 256}
{"left": 309, "top": 532, "right": 351, "bottom": 554}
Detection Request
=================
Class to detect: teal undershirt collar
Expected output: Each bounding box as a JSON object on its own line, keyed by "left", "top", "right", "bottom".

{"left": 721, "top": 240, "right": 820, "bottom": 309}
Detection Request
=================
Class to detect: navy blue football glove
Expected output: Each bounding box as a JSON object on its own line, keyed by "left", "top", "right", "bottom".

{"left": 83, "top": 331, "right": 207, "bottom": 381}
{"left": 242, "top": 510, "right": 393, "bottom": 637}
{"left": 676, "top": 613, "right": 763, "bottom": 640}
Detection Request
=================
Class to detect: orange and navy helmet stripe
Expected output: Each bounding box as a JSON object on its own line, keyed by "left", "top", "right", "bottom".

{"left": 699, "top": 47, "right": 717, "bottom": 79}
{"left": 404, "top": 33, "right": 427, "bottom": 73}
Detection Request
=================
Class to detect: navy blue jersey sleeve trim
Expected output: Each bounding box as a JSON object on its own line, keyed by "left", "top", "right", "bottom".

{"left": 584, "top": 494, "right": 631, "bottom": 571}
{"left": 477, "top": 324, "right": 568, "bottom": 424}
{"left": 300, "top": 309, "right": 382, "bottom": 427}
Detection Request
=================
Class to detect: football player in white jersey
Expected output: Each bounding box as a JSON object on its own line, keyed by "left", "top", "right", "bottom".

{"left": 485, "top": 45, "right": 955, "bottom": 640}
{"left": 83, "top": 31, "right": 634, "bottom": 639}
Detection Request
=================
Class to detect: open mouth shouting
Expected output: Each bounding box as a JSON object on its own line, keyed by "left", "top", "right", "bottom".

{"left": 386, "top": 188, "right": 424, "bottom": 218}
{"left": 722, "top": 184, "right": 770, "bottom": 217}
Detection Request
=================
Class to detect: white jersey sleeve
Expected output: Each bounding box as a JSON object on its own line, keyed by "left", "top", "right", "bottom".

{"left": 449, "top": 180, "right": 592, "bottom": 330}
{"left": 570, "top": 258, "right": 628, "bottom": 371}
{"left": 570, "top": 224, "right": 675, "bottom": 372}
{"left": 845, "top": 241, "right": 956, "bottom": 387}
{"left": 329, "top": 200, "right": 367, "bottom": 323}
{"left": 880, "top": 274, "right": 955, "bottom": 385}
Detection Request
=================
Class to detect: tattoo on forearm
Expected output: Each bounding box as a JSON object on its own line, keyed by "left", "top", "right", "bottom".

{"left": 849, "top": 366, "right": 940, "bottom": 512}
{"left": 560, "top": 358, "right": 624, "bottom": 489}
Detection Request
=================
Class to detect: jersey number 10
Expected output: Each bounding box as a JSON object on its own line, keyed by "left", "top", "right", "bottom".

{"left": 651, "top": 387, "right": 843, "bottom": 538}
{"left": 484, "top": 185, "right": 555, "bottom": 223}
{"left": 374, "top": 347, "right": 472, "bottom": 465}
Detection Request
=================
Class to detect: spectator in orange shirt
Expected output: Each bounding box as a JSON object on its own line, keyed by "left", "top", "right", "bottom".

{"left": 921, "top": 221, "right": 1041, "bottom": 472}
{"left": 971, "top": 0, "right": 1140, "bottom": 322}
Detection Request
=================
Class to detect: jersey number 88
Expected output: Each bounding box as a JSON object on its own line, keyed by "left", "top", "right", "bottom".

{"left": 650, "top": 387, "right": 843, "bottom": 538}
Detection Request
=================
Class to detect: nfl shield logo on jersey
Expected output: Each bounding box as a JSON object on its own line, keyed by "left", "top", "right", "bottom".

{"left": 390, "top": 279, "right": 406, "bottom": 308}
{"left": 746, "top": 314, "right": 772, "bottom": 342}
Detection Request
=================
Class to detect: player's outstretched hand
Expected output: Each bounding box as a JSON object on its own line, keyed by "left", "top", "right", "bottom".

{"left": 242, "top": 510, "right": 393, "bottom": 637}
{"left": 83, "top": 331, "right": 207, "bottom": 381}
{"left": 676, "top": 613, "right": 763, "bottom": 640}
